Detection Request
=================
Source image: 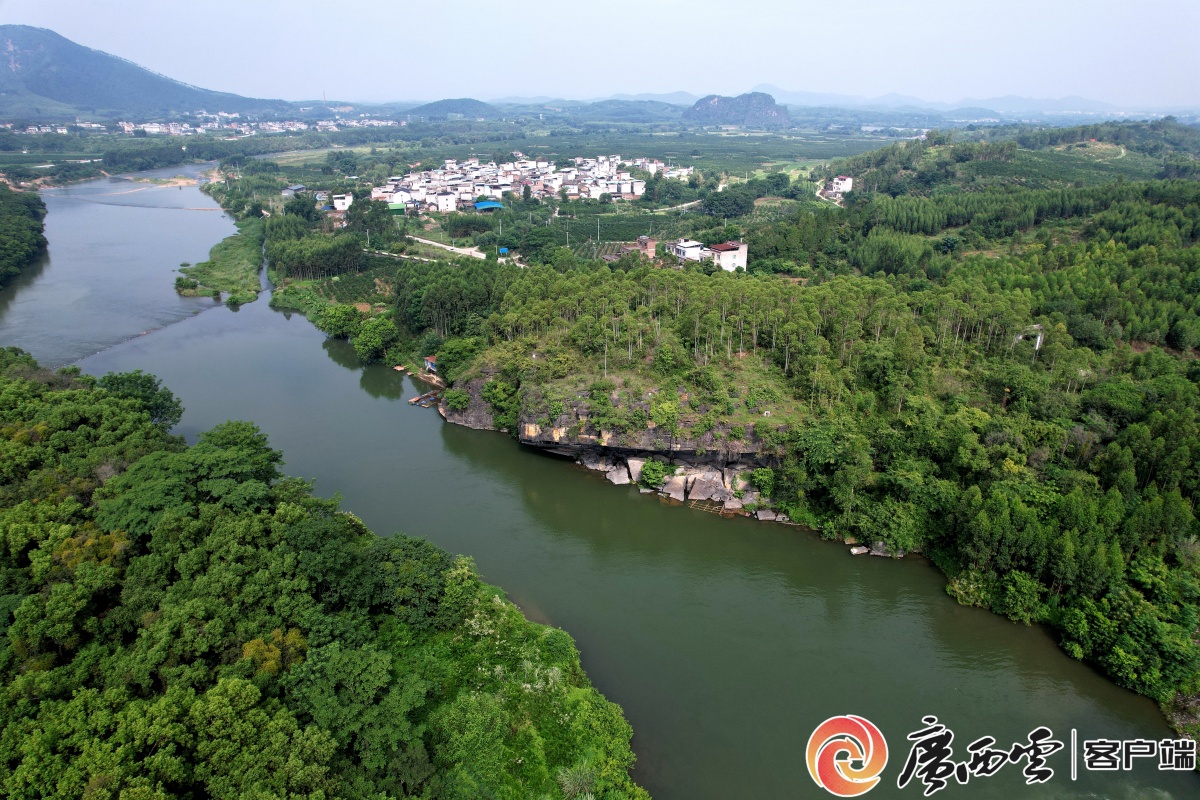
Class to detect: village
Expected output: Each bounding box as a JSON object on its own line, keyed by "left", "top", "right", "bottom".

{"left": 4, "top": 113, "right": 401, "bottom": 138}
{"left": 368, "top": 153, "right": 695, "bottom": 213}
{"left": 279, "top": 151, "right": 748, "bottom": 271}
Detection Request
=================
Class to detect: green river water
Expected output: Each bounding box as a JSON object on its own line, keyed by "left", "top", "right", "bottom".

{"left": 1, "top": 165, "right": 1197, "bottom": 799}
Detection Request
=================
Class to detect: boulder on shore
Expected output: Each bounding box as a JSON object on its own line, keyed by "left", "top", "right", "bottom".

{"left": 687, "top": 478, "right": 724, "bottom": 502}
{"left": 660, "top": 475, "right": 688, "bottom": 502}
{"left": 756, "top": 509, "right": 778, "bottom": 522}
{"left": 580, "top": 452, "right": 611, "bottom": 472}
{"left": 606, "top": 465, "right": 631, "bottom": 485}
{"left": 625, "top": 457, "right": 646, "bottom": 484}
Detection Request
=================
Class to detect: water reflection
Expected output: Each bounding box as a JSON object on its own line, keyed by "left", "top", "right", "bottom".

{"left": 436, "top": 419, "right": 1198, "bottom": 800}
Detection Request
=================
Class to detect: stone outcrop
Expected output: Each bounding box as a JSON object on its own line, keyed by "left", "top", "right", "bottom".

{"left": 438, "top": 372, "right": 823, "bottom": 531}
{"left": 439, "top": 376, "right": 495, "bottom": 431}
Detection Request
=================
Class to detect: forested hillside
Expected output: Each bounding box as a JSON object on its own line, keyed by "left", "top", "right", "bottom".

{"left": 0, "top": 349, "right": 647, "bottom": 799}
{"left": 0, "top": 184, "right": 47, "bottom": 286}
{"left": 815, "top": 118, "right": 1200, "bottom": 195}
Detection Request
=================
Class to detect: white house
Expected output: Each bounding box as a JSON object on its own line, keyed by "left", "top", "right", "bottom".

{"left": 672, "top": 239, "right": 706, "bottom": 261}
{"left": 831, "top": 175, "right": 854, "bottom": 194}
{"left": 332, "top": 193, "right": 354, "bottom": 212}
{"left": 433, "top": 192, "right": 457, "bottom": 213}
{"left": 703, "top": 241, "right": 749, "bottom": 271}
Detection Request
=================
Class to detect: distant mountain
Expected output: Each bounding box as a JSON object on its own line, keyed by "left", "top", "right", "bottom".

{"left": 752, "top": 83, "right": 1124, "bottom": 115}
{"left": 603, "top": 91, "right": 699, "bottom": 106}
{"left": 489, "top": 95, "right": 568, "bottom": 105}
{"left": 683, "top": 92, "right": 790, "bottom": 127}
{"left": 752, "top": 84, "right": 865, "bottom": 108}
{"left": 561, "top": 100, "right": 684, "bottom": 124}
{"left": 953, "top": 95, "right": 1119, "bottom": 114}
{"left": 405, "top": 98, "right": 501, "bottom": 119}
{"left": 942, "top": 107, "right": 1005, "bottom": 120}
{"left": 0, "top": 25, "right": 292, "bottom": 119}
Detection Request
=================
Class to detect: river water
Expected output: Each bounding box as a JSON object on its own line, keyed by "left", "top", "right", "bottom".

{"left": 2, "top": 166, "right": 1196, "bottom": 799}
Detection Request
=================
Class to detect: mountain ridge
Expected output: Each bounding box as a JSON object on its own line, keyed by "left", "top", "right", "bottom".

{"left": 0, "top": 24, "right": 292, "bottom": 118}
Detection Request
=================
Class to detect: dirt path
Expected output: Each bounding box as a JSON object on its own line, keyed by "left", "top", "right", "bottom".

{"left": 408, "top": 235, "right": 487, "bottom": 259}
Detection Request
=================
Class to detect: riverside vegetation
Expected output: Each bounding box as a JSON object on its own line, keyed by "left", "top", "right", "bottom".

{"left": 0, "top": 183, "right": 47, "bottom": 287}
{"left": 0, "top": 348, "right": 647, "bottom": 799}
{"left": 230, "top": 120, "right": 1200, "bottom": 738}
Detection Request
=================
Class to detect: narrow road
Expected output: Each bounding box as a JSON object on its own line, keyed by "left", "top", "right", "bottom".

{"left": 396, "top": 238, "right": 523, "bottom": 266}
{"left": 409, "top": 235, "right": 486, "bottom": 259}
{"left": 659, "top": 199, "right": 703, "bottom": 212}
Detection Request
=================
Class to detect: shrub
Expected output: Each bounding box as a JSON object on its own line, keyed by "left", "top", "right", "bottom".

{"left": 444, "top": 388, "right": 470, "bottom": 411}
{"left": 639, "top": 460, "right": 669, "bottom": 488}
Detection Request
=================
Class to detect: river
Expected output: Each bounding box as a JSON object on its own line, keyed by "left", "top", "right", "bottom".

{"left": 2, "top": 166, "right": 1196, "bottom": 799}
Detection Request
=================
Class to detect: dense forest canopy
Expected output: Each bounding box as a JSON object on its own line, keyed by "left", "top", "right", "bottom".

{"left": 0, "top": 349, "right": 647, "bottom": 799}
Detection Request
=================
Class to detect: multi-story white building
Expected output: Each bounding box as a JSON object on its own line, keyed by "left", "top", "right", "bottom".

{"left": 704, "top": 241, "right": 749, "bottom": 271}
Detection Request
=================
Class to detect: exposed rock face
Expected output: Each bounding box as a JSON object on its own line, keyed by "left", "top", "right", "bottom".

{"left": 437, "top": 375, "right": 836, "bottom": 531}
{"left": 440, "top": 377, "right": 495, "bottom": 431}
{"left": 682, "top": 92, "right": 791, "bottom": 128}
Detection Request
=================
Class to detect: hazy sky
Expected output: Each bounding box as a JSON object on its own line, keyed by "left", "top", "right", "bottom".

{"left": 3, "top": 0, "right": 1198, "bottom": 107}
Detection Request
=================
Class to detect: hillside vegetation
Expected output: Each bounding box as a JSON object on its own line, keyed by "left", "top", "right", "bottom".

{"left": 0, "top": 349, "right": 647, "bottom": 799}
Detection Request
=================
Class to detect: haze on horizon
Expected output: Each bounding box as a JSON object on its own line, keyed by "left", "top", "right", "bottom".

{"left": 2, "top": 0, "right": 1197, "bottom": 109}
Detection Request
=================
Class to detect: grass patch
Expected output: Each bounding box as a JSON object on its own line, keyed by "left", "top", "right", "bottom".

{"left": 181, "top": 217, "right": 265, "bottom": 305}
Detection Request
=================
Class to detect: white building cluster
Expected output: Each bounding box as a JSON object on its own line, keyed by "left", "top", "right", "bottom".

{"left": 369, "top": 153, "right": 697, "bottom": 213}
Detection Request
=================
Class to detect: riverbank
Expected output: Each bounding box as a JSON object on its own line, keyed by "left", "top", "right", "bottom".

{"left": 179, "top": 217, "right": 265, "bottom": 305}
{"left": 0, "top": 183, "right": 48, "bottom": 287}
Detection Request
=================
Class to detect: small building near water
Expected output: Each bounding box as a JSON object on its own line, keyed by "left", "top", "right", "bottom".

{"left": 424, "top": 355, "right": 437, "bottom": 373}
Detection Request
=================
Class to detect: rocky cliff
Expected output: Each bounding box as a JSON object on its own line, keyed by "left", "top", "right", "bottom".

{"left": 441, "top": 376, "right": 496, "bottom": 431}
{"left": 682, "top": 92, "right": 791, "bottom": 128}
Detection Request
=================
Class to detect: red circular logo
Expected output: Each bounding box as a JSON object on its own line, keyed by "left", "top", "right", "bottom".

{"left": 807, "top": 715, "right": 889, "bottom": 796}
